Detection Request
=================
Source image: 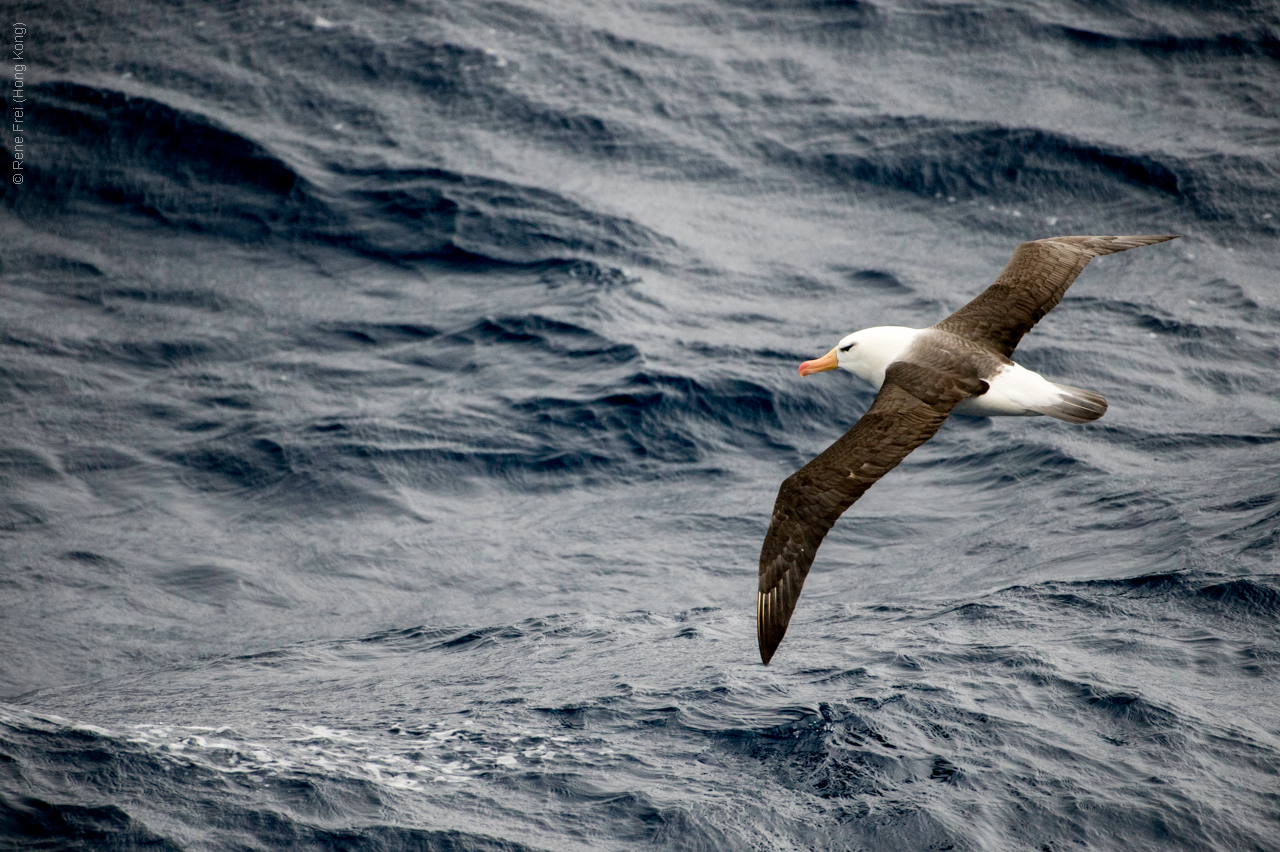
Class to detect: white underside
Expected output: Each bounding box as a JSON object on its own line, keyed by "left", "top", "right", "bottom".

{"left": 837, "top": 327, "right": 1081, "bottom": 419}
{"left": 952, "top": 362, "right": 1060, "bottom": 416}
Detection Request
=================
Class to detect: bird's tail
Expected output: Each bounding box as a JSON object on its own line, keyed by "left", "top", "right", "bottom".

{"left": 1027, "top": 384, "right": 1108, "bottom": 424}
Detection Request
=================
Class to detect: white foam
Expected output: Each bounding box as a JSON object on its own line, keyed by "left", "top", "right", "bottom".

{"left": 116, "top": 717, "right": 604, "bottom": 792}
{"left": 0, "top": 706, "right": 607, "bottom": 795}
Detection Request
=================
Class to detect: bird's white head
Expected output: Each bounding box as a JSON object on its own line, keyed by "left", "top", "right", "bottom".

{"left": 798, "top": 326, "right": 920, "bottom": 388}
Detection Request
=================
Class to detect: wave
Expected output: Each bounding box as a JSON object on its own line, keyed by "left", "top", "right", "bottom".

{"left": 761, "top": 116, "right": 1178, "bottom": 199}
{"left": 1053, "top": 25, "right": 1280, "bottom": 62}
{"left": 1020, "top": 571, "right": 1280, "bottom": 622}
{"left": 0, "top": 708, "right": 548, "bottom": 852}
{"left": 6, "top": 82, "right": 330, "bottom": 240}
{"left": 757, "top": 114, "right": 1279, "bottom": 234}
{"left": 325, "top": 163, "right": 676, "bottom": 265}
{"left": 246, "top": 19, "right": 734, "bottom": 177}
{"left": 786, "top": 0, "right": 1280, "bottom": 64}
{"left": 442, "top": 316, "right": 639, "bottom": 363}
{"left": 5, "top": 83, "right": 673, "bottom": 271}
{"left": 134, "top": 310, "right": 832, "bottom": 496}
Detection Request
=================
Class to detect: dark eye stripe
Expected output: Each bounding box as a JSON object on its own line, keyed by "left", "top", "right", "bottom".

{"left": 839, "top": 343, "right": 854, "bottom": 352}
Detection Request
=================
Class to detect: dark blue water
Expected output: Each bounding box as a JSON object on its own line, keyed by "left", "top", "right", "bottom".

{"left": 3, "top": 1, "right": 1279, "bottom": 849}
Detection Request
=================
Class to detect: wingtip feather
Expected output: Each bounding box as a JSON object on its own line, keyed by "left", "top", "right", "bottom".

{"left": 757, "top": 589, "right": 784, "bottom": 665}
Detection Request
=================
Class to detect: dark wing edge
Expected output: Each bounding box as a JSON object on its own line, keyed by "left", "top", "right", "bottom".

{"left": 757, "top": 363, "right": 987, "bottom": 665}
{"left": 932, "top": 235, "right": 1179, "bottom": 357}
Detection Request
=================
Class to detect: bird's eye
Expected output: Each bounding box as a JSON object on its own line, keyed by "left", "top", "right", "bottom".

{"left": 839, "top": 343, "right": 855, "bottom": 352}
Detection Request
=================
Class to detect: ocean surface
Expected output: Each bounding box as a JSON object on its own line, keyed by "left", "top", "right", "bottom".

{"left": 2, "top": 1, "right": 1279, "bottom": 849}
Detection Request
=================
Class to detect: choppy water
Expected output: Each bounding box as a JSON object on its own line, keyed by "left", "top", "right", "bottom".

{"left": 2, "top": 1, "right": 1279, "bottom": 849}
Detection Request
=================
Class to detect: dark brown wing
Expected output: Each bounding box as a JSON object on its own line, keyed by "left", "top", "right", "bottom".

{"left": 757, "top": 362, "right": 987, "bottom": 665}
{"left": 932, "top": 235, "right": 1178, "bottom": 358}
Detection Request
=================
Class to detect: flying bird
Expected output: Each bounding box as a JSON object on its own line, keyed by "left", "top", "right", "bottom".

{"left": 757, "top": 235, "right": 1177, "bottom": 665}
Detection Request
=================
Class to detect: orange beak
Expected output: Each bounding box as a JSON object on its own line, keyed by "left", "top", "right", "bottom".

{"left": 799, "top": 347, "right": 839, "bottom": 377}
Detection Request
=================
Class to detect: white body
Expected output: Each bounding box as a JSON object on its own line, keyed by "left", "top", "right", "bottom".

{"left": 834, "top": 326, "right": 1070, "bottom": 417}
{"left": 951, "top": 362, "right": 1060, "bottom": 417}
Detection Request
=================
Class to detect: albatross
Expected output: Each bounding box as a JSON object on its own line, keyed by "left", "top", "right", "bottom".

{"left": 757, "top": 234, "right": 1177, "bottom": 665}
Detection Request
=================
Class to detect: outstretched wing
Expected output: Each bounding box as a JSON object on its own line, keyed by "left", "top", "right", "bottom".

{"left": 933, "top": 235, "right": 1178, "bottom": 358}
{"left": 757, "top": 362, "right": 986, "bottom": 665}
